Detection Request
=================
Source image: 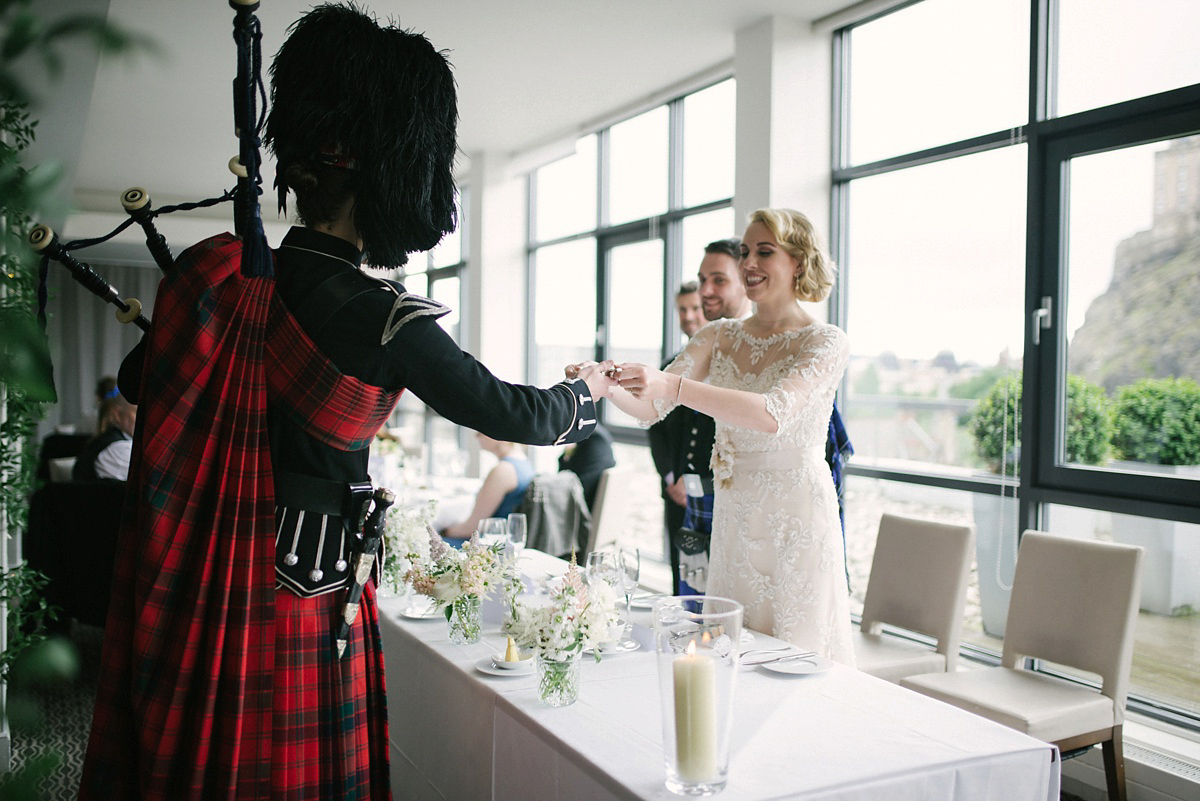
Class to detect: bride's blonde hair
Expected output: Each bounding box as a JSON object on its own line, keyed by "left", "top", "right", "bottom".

{"left": 747, "top": 208, "right": 836, "bottom": 302}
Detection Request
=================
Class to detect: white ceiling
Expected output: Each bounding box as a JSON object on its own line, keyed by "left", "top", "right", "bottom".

{"left": 61, "top": 0, "right": 858, "bottom": 211}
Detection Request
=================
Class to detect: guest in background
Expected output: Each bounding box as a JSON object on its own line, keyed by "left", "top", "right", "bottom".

{"left": 75, "top": 374, "right": 120, "bottom": 435}
{"left": 442, "top": 434, "right": 534, "bottom": 542}
{"left": 648, "top": 239, "right": 750, "bottom": 593}
{"left": 673, "top": 280, "right": 704, "bottom": 343}
{"left": 73, "top": 394, "right": 136, "bottom": 481}
{"left": 558, "top": 422, "right": 616, "bottom": 510}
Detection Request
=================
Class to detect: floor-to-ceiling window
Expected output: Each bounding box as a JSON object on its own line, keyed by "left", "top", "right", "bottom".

{"left": 833, "top": 0, "right": 1200, "bottom": 727}
{"left": 526, "top": 79, "right": 736, "bottom": 574}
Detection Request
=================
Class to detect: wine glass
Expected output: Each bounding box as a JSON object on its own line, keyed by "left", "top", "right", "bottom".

{"left": 585, "top": 550, "right": 618, "bottom": 589}
{"left": 618, "top": 547, "right": 640, "bottom": 614}
{"left": 507, "top": 512, "right": 527, "bottom": 562}
{"left": 477, "top": 516, "right": 507, "bottom": 547}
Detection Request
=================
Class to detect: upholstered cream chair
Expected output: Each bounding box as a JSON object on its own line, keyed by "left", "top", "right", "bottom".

{"left": 583, "top": 466, "right": 640, "bottom": 558}
{"left": 901, "top": 530, "right": 1143, "bottom": 801}
{"left": 853, "top": 513, "right": 974, "bottom": 682}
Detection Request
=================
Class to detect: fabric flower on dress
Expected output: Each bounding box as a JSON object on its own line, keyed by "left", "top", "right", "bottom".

{"left": 711, "top": 427, "right": 736, "bottom": 489}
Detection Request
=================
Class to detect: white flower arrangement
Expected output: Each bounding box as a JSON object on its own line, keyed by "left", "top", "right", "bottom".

{"left": 405, "top": 531, "right": 507, "bottom": 608}
{"left": 380, "top": 499, "right": 438, "bottom": 595}
{"left": 502, "top": 558, "right": 621, "bottom": 662}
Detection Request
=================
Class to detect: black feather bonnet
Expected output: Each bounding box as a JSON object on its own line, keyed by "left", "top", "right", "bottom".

{"left": 264, "top": 3, "right": 458, "bottom": 268}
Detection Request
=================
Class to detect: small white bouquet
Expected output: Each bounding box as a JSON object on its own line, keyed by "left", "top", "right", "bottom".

{"left": 405, "top": 532, "right": 508, "bottom": 643}
{"left": 502, "top": 558, "right": 621, "bottom": 663}
{"left": 379, "top": 499, "right": 437, "bottom": 596}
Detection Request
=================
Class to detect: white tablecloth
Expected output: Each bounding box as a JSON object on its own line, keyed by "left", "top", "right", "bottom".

{"left": 380, "top": 551, "right": 1059, "bottom": 801}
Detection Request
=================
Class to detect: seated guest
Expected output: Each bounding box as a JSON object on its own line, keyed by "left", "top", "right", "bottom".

{"left": 558, "top": 422, "right": 616, "bottom": 510}
{"left": 441, "top": 434, "right": 533, "bottom": 543}
{"left": 74, "top": 395, "right": 137, "bottom": 481}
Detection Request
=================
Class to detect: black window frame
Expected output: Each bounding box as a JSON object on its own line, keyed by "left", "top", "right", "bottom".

{"left": 832, "top": 0, "right": 1200, "bottom": 730}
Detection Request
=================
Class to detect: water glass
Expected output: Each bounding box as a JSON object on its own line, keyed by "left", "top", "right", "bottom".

{"left": 619, "top": 547, "right": 640, "bottom": 612}
{"left": 585, "top": 550, "right": 618, "bottom": 588}
{"left": 653, "top": 596, "right": 743, "bottom": 797}
{"left": 507, "top": 512, "right": 527, "bottom": 561}
{"left": 478, "top": 516, "right": 507, "bottom": 547}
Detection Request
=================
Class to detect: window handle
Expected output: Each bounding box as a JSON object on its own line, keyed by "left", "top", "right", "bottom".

{"left": 1031, "top": 296, "right": 1052, "bottom": 346}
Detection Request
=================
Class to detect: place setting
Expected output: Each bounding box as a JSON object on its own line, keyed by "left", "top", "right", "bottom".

{"left": 739, "top": 645, "right": 831, "bottom": 675}
{"left": 476, "top": 636, "right": 536, "bottom": 678}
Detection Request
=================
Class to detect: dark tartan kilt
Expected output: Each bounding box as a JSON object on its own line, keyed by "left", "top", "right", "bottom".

{"left": 273, "top": 581, "right": 392, "bottom": 801}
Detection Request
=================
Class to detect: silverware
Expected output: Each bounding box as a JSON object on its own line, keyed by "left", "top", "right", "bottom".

{"left": 741, "top": 650, "right": 817, "bottom": 666}
{"left": 739, "top": 646, "right": 793, "bottom": 658}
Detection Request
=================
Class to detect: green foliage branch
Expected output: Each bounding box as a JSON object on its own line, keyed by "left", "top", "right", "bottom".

{"left": 969, "top": 373, "right": 1113, "bottom": 474}
{"left": 1112, "top": 377, "right": 1200, "bottom": 466}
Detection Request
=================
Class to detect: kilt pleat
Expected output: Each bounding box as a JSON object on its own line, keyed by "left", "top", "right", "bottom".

{"left": 272, "top": 583, "right": 392, "bottom": 801}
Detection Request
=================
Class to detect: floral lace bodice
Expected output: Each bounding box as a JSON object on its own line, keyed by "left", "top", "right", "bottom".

{"left": 652, "top": 318, "right": 850, "bottom": 487}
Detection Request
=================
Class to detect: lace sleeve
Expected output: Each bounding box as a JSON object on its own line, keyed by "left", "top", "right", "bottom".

{"left": 762, "top": 325, "right": 850, "bottom": 431}
{"left": 642, "top": 320, "right": 720, "bottom": 425}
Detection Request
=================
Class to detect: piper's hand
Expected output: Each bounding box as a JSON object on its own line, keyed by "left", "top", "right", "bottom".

{"left": 564, "top": 360, "right": 597, "bottom": 380}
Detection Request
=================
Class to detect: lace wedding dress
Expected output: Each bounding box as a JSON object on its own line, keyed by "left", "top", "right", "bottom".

{"left": 655, "top": 318, "right": 855, "bottom": 665}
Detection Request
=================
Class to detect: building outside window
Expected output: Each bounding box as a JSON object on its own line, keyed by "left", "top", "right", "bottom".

{"left": 833, "top": 0, "right": 1200, "bottom": 727}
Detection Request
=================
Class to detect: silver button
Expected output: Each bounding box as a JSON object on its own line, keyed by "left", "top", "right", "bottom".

{"left": 284, "top": 553, "right": 299, "bottom": 566}
{"left": 335, "top": 559, "right": 348, "bottom": 572}
{"left": 687, "top": 452, "right": 693, "bottom": 459}
{"left": 689, "top": 439, "right": 696, "bottom": 446}
{"left": 309, "top": 569, "right": 324, "bottom": 582}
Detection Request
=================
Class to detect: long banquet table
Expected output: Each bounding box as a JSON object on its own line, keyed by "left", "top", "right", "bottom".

{"left": 379, "top": 550, "right": 1060, "bottom": 801}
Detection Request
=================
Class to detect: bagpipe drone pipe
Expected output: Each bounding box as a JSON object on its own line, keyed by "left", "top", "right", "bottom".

{"left": 30, "top": 0, "right": 272, "bottom": 336}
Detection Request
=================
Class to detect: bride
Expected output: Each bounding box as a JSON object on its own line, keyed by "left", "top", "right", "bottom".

{"left": 606, "top": 208, "right": 854, "bottom": 665}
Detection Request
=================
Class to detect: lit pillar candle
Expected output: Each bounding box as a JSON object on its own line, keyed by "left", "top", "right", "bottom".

{"left": 673, "top": 642, "right": 718, "bottom": 781}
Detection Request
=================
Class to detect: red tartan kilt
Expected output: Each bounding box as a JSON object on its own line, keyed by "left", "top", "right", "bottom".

{"left": 272, "top": 582, "right": 392, "bottom": 801}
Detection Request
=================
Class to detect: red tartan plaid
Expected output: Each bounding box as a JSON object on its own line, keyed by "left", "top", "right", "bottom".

{"left": 79, "top": 234, "right": 397, "bottom": 801}
{"left": 273, "top": 583, "right": 390, "bottom": 800}
{"left": 266, "top": 299, "right": 400, "bottom": 452}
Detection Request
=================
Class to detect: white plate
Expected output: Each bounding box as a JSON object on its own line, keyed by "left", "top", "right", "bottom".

{"left": 399, "top": 603, "right": 442, "bottom": 620}
{"left": 490, "top": 653, "right": 535, "bottom": 671}
{"left": 758, "top": 654, "right": 832, "bottom": 676}
{"left": 582, "top": 639, "right": 641, "bottom": 656}
{"left": 627, "top": 594, "right": 665, "bottom": 610}
{"left": 475, "top": 656, "right": 534, "bottom": 677}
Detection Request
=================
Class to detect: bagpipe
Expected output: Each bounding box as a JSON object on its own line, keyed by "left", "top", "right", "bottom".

{"left": 29, "top": 0, "right": 272, "bottom": 332}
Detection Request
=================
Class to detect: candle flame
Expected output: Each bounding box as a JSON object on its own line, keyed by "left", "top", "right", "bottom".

{"left": 686, "top": 640, "right": 697, "bottom": 656}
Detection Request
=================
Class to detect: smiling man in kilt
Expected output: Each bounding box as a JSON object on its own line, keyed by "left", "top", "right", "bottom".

{"left": 77, "top": 5, "right": 612, "bottom": 800}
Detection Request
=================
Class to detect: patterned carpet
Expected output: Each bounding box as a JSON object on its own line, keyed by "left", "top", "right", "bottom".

{"left": 8, "top": 621, "right": 1092, "bottom": 801}
{"left": 8, "top": 622, "right": 102, "bottom": 801}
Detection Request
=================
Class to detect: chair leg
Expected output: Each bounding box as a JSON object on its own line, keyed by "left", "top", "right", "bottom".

{"left": 1101, "top": 725, "right": 1126, "bottom": 801}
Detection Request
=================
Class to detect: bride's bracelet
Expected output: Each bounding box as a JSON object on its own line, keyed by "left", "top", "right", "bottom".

{"left": 675, "top": 374, "right": 684, "bottom": 406}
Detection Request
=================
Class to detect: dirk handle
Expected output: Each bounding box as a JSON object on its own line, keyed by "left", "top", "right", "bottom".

{"left": 334, "top": 487, "right": 396, "bottom": 658}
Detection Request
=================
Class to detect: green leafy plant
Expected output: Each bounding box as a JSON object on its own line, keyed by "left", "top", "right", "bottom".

{"left": 1, "top": 2, "right": 153, "bottom": 788}
{"left": 1111, "top": 377, "right": 1200, "bottom": 466}
{"left": 969, "top": 373, "right": 1113, "bottom": 473}
{"left": 0, "top": 565, "right": 56, "bottom": 683}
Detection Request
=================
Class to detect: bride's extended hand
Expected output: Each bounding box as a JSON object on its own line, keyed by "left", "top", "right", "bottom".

{"left": 573, "top": 360, "right": 617, "bottom": 400}
{"left": 613, "top": 363, "right": 680, "bottom": 402}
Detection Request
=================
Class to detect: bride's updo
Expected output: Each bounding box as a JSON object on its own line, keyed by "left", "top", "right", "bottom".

{"left": 747, "top": 208, "right": 836, "bottom": 303}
